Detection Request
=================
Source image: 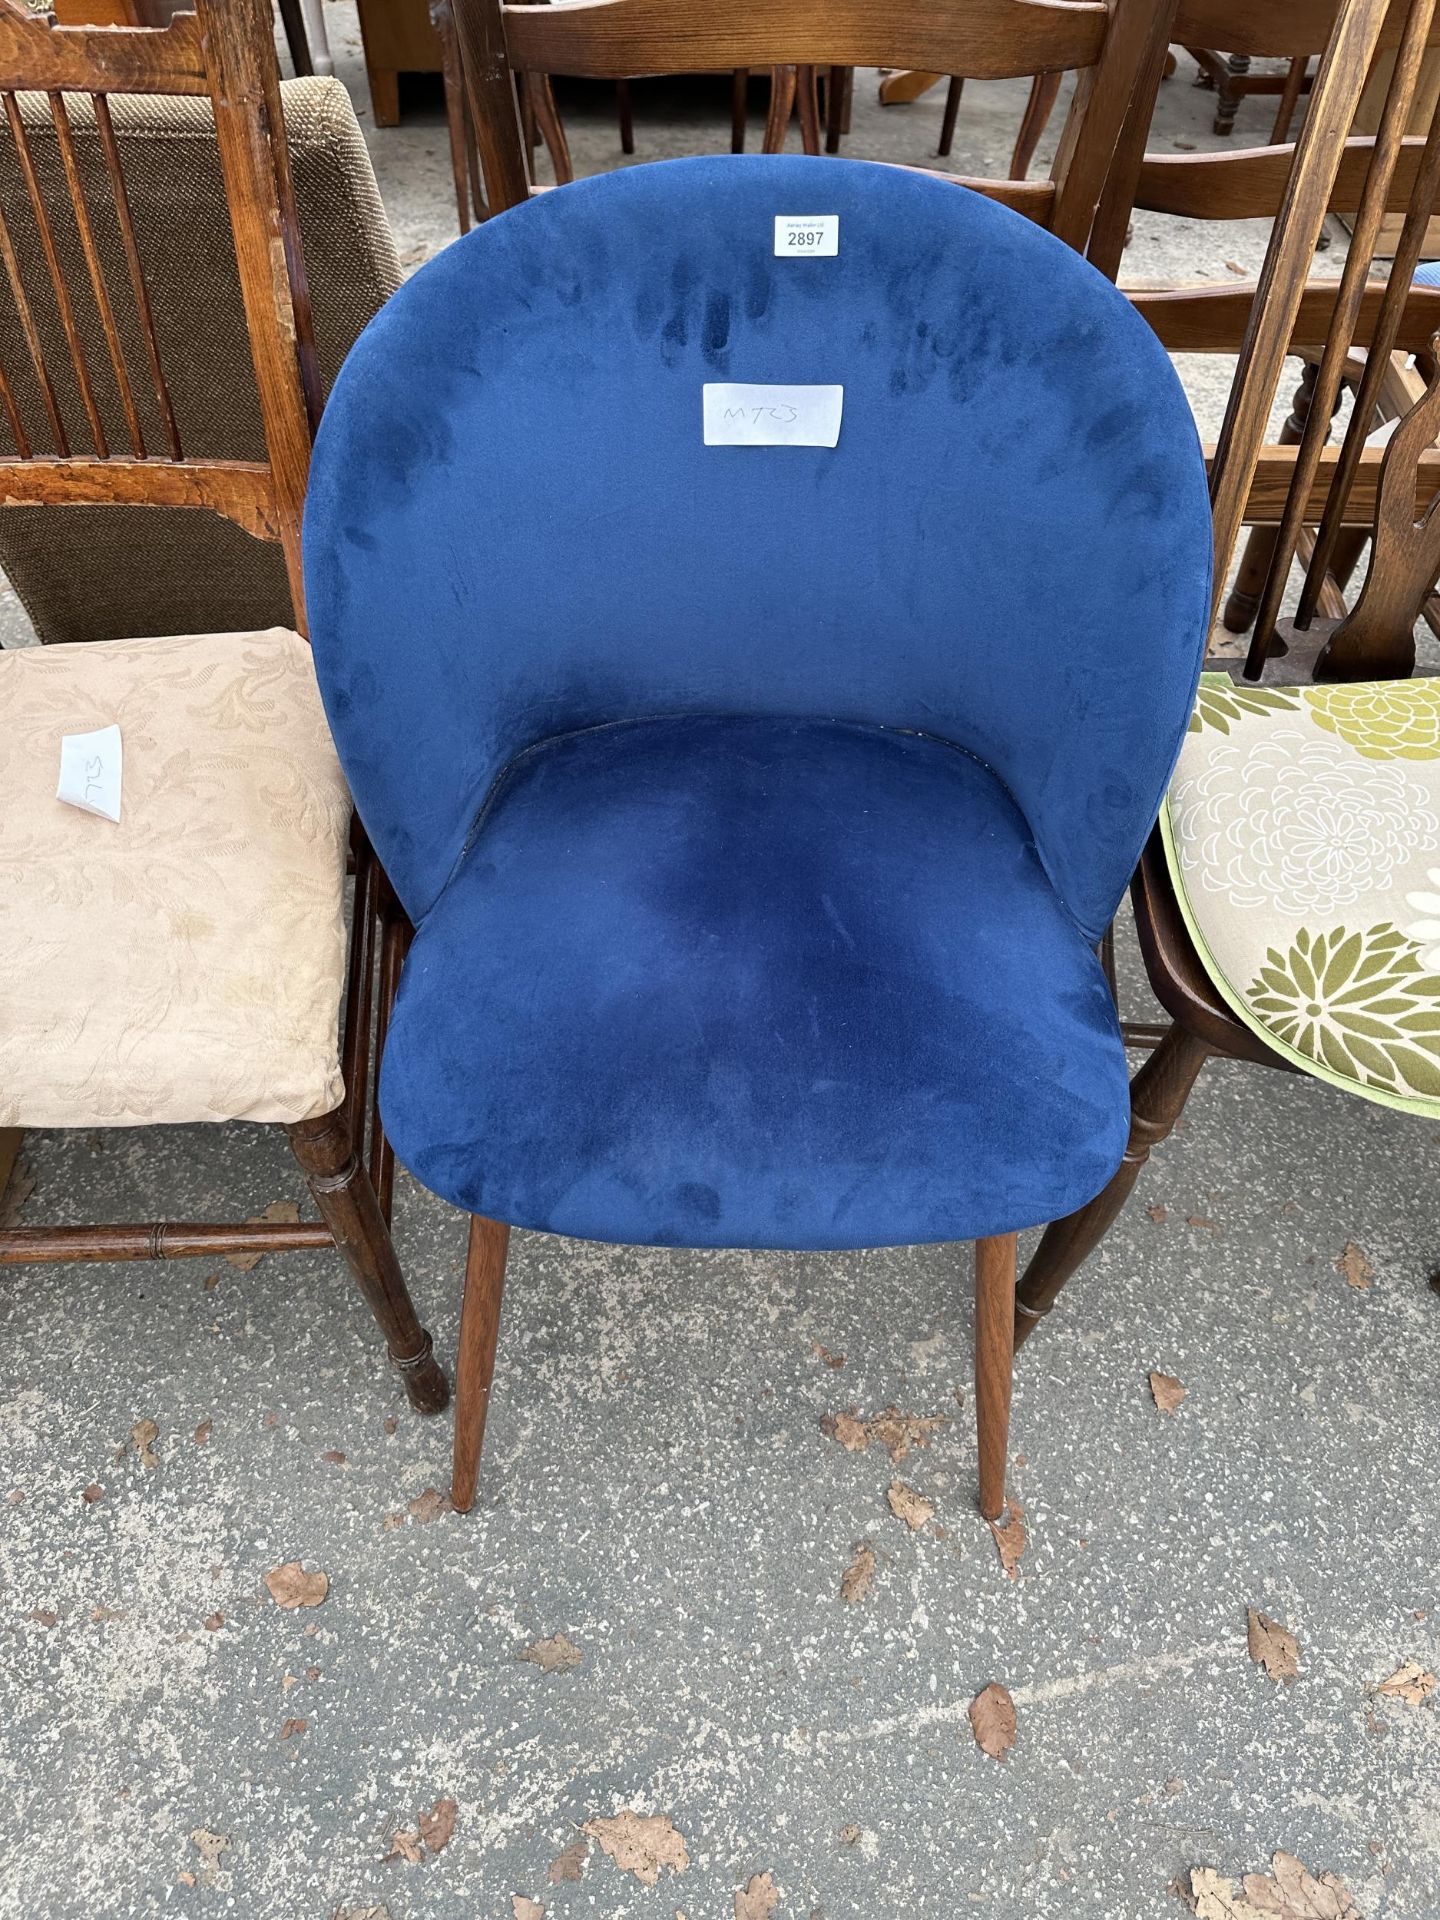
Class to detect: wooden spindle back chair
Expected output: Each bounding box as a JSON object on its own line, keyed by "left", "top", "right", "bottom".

{"left": 450, "top": 0, "right": 1181, "bottom": 260}
{"left": 1014, "top": 0, "right": 1440, "bottom": 1348}
{"left": 0, "top": 0, "right": 447, "bottom": 1415}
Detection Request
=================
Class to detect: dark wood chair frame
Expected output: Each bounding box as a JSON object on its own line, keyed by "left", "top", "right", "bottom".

{"left": 1016, "top": 0, "right": 1440, "bottom": 1345}
{"left": 0, "top": 0, "right": 448, "bottom": 1415}
{"left": 433, "top": 0, "right": 1185, "bottom": 1525}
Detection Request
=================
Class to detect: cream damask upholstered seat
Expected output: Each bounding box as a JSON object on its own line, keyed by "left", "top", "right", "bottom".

{"left": 1163, "top": 673, "right": 1440, "bottom": 1116}
{"left": 0, "top": 628, "right": 351, "bottom": 1129}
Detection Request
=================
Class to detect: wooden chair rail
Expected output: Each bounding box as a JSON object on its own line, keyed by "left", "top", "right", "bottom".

{"left": 1136, "top": 132, "right": 1440, "bottom": 218}
{"left": 0, "top": 456, "right": 281, "bottom": 539}
{"left": 0, "top": 1221, "right": 336, "bottom": 1264}
{"left": 499, "top": 0, "right": 1110, "bottom": 84}
{"left": 1174, "top": 0, "right": 1436, "bottom": 58}
{"left": 0, "top": 2, "right": 208, "bottom": 93}
{"left": 1211, "top": 439, "right": 1440, "bottom": 524}
{"left": 1131, "top": 278, "right": 1440, "bottom": 353}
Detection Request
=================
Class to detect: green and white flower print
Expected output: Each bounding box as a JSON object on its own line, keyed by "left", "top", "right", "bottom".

{"left": 1163, "top": 674, "right": 1440, "bottom": 1117}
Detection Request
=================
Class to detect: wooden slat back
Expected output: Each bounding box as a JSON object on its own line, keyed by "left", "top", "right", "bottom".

{"left": 455, "top": 0, "right": 1181, "bottom": 259}
{"left": 1174, "top": 0, "right": 1440, "bottom": 56}
{"left": 0, "top": 0, "right": 318, "bottom": 626}
{"left": 1136, "top": 133, "right": 1440, "bottom": 219}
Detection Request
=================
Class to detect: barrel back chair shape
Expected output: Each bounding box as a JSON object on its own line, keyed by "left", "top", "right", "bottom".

{"left": 0, "top": 74, "right": 401, "bottom": 643}
{"left": 304, "top": 154, "right": 1214, "bottom": 1520}
{"left": 450, "top": 0, "right": 1182, "bottom": 255}
{"left": 0, "top": 0, "right": 447, "bottom": 1416}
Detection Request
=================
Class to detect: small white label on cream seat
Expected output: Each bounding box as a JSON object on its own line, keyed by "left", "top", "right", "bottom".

{"left": 703, "top": 383, "right": 844, "bottom": 447}
{"left": 775, "top": 214, "right": 839, "bottom": 256}
{"left": 57, "top": 723, "right": 122, "bottom": 823}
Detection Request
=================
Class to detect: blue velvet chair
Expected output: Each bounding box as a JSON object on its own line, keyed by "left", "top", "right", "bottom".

{"left": 303, "top": 154, "right": 1213, "bottom": 1521}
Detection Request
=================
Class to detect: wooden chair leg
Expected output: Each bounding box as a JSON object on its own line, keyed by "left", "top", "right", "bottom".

{"left": 975, "top": 1232, "right": 1017, "bottom": 1522}
{"left": 1014, "top": 1027, "right": 1209, "bottom": 1349}
{"left": 616, "top": 76, "right": 635, "bottom": 154}
{"left": 937, "top": 75, "right": 963, "bottom": 156}
{"left": 288, "top": 1109, "right": 449, "bottom": 1414}
{"left": 275, "top": 0, "right": 313, "bottom": 76}
{"left": 824, "top": 64, "right": 849, "bottom": 152}
{"left": 731, "top": 68, "right": 749, "bottom": 152}
{"left": 763, "top": 65, "right": 797, "bottom": 152}
{"left": 1222, "top": 362, "right": 1320, "bottom": 633}
{"left": 796, "top": 64, "right": 822, "bottom": 154}
{"left": 451, "top": 1214, "right": 510, "bottom": 1512}
{"left": 1009, "top": 69, "right": 1062, "bottom": 181}
{"left": 1214, "top": 52, "right": 1249, "bottom": 136}
{"left": 531, "top": 73, "right": 574, "bottom": 185}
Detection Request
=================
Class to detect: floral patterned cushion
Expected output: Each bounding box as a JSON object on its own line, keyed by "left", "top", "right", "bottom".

{"left": 0, "top": 627, "right": 351, "bottom": 1128}
{"left": 1161, "top": 673, "right": 1440, "bottom": 1115}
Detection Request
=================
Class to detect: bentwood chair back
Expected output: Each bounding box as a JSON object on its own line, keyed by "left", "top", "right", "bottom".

{"left": 304, "top": 153, "right": 1213, "bottom": 1521}
{"left": 0, "top": 0, "right": 447, "bottom": 1416}
{"left": 450, "top": 0, "right": 1182, "bottom": 260}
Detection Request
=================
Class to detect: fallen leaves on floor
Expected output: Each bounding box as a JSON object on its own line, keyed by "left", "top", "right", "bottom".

{"left": 1186, "top": 1216, "right": 1220, "bottom": 1236}
{"left": 581, "top": 1810, "right": 689, "bottom": 1886}
{"left": 1375, "top": 1659, "right": 1436, "bottom": 1704}
{"left": 1149, "top": 1371, "right": 1188, "bottom": 1415}
{"left": 886, "top": 1480, "right": 934, "bottom": 1531}
{"left": 811, "top": 1340, "right": 845, "bottom": 1369}
{"left": 28, "top": 1609, "right": 57, "bottom": 1628}
{"left": 821, "top": 1405, "right": 948, "bottom": 1462}
{"left": 520, "top": 1632, "right": 583, "bottom": 1673}
{"left": 265, "top": 1562, "right": 329, "bottom": 1610}
{"left": 332, "top": 1908, "right": 393, "bottom": 1920}
{"left": 188, "top": 1829, "right": 230, "bottom": 1888}
{"left": 204, "top": 1612, "right": 223, "bottom": 1632}
{"left": 130, "top": 1418, "right": 160, "bottom": 1468}
{"left": 1186, "top": 1850, "right": 1361, "bottom": 1917}
{"left": 82, "top": 1483, "right": 103, "bottom": 1504}
{"left": 385, "top": 1831, "right": 424, "bottom": 1866}
{"left": 512, "top": 1898, "right": 545, "bottom": 1920}
{"left": 1246, "top": 1608, "right": 1299, "bottom": 1684}
{"left": 968, "top": 1682, "right": 1017, "bottom": 1761}
{"left": 838, "top": 1825, "right": 861, "bottom": 1847}
{"left": 735, "top": 1870, "right": 780, "bottom": 1919}
{"left": 840, "top": 1542, "right": 877, "bottom": 1604}
{"left": 226, "top": 1201, "right": 301, "bottom": 1270}
{"left": 418, "top": 1798, "right": 457, "bottom": 1855}
{"left": 385, "top": 1488, "right": 451, "bottom": 1529}
{"left": 1147, "top": 1203, "right": 1168, "bottom": 1224}
{"left": 194, "top": 1420, "right": 213, "bottom": 1446}
{"left": 549, "top": 1840, "right": 587, "bottom": 1883}
{"left": 279, "top": 1717, "right": 308, "bottom": 1740}
{"left": 988, "top": 1499, "right": 1027, "bottom": 1581}
{"left": 323, "top": 1450, "right": 347, "bottom": 1466}
{"left": 1335, "top": 1242, "right": 1374, "bottom": 1290}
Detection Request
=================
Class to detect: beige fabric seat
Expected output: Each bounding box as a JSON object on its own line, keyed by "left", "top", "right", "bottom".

{"left": 0, "top": 78, "right": 400, "bottom": 645}
{"left": 0, "top": 628, "right": 351, "bottom": 1127}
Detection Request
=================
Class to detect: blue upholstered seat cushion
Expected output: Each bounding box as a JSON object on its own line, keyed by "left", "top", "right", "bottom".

{"left": 378, "top": 714, "right": 1130, "bottom": 1249}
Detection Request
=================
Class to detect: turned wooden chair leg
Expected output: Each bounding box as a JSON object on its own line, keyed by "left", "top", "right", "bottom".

{"left": 288, "top": 1109, "right": 449, "bottom": 1414}
{"left": 1014, "top": 1026, "right": 1209, "bottom": 1349}
{"left": 452, "top": 1214, "right": 510, "bottom": 1512}
{"left": 975, "top": 1233, "right": 1017, "bottom": 1521}
{"left": 937, "top": 75, "right": 963, "bottom": 156}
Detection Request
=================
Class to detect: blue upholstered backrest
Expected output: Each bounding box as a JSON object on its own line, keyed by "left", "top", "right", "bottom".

{"left": 305, "top": 156, "right": 1212, "bottom": 940}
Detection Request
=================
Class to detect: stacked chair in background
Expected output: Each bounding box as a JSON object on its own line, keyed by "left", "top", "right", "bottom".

{"left": 0, "top": 0, "right": 448, "bottom": 1416}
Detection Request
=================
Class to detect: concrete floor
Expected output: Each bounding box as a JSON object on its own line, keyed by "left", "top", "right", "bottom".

{"left": 3, "top": 19, "right": 1439, "bottom": 1919}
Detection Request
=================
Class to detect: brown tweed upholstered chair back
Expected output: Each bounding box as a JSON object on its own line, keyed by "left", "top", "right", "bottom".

{"left": 0, "top": 75, "right": 399, "bottom": 643}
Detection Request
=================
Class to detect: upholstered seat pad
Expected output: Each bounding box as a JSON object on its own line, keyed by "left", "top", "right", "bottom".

{"left": 0, "top": 628, "right": 351, "bottom": 1128}
{"left": 380, "top": 716, "right": 1131, "bottom": 1248}
{"left": 1163, "top": 673, "right": 1440, "bottom": 1117}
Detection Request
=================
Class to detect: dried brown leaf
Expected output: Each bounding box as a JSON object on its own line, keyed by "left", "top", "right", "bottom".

{"left": 90, "top": 1606, "right": 124, "bottom": 1623}
{"left": 130, "top": 1418, "right": 159, "bottom": 1468}
{"left": 513, "top": 1899, "right": 545, "bottom": 1920}
{"left": 419, "top": 1797, "right": 457, "bottom": 1854}
{"left": 1336, "top": 1242, "right": 1374, "bottom": 1290}
{"left": 1149, "top": 1371, "right": 1188, "bottom": 1415}
{"left": 82, "top": 1483, "right": 104, "bottom": 1504}
{"left": 840, "top": 1541, "right": 877, "bottom": 1604}
{"left": 1375, "top": 1659, "right": 1436, "bottom": 1705}
{"left": 886, "top": 1480, "right": 935, "bottom": 1531}
{"left": 838, "top": 1825, "right": 861, "bottom": 1846}
{"left": 332, "top": 1908, "right": 393, "bottom": 1920}
{"left": 382, "top": 1414, "right": 399, "bottom": 1435}
{"left": 29, "top": 1609, "right": 57, "bottom": 1628}
{"left": 1246, "top": 1608, "right": 1299, "bottom": 1684}
{"left": 203, "top": 1611, "right": 224, "bottom": 1632}
{"left": 323, "top": 1450, "right": 347, "bottom": 1466}
{"left": 520, "top": 1632, "right": 583, "bottom": 1673}
{"left": 968, "top": 1681, "right": 1017, "bottom": 1761}
{"left": 1186, "top": 1216, "right": 1220, "bottom": 1236}
{"left": 549, "top": 1840, "right": 587, "bottom": 1883}
{"left": 735, "top": 1871, "right": 780, "bottom": 1919}
{"left": 226, "top": 1200, "right": 301, "bottom": 1270}
{"left": 1188, "top": 1851, "right": 1361, "bottom": 1918}
{"left": 819, "top": 1409, "right": 869, "bottom": 1451}
{"left": 820, "top": 1405, "right": 947, "bottom": 1462}
{"left": 194, "top": 1420, "right": 213, "bottom": 1446}
{"left": 407, "top": 1488, "right": 451, "bottom": 1525}
{"left": 203, "top": 1271, "right": 220, "bottom": 1291}
{"left": 385, "top": 1830, "right": 424, "bottom": 1866}
{"left": 988, "top": 1499, "right": 1027, "bottom": 1580}
{"left": 582, "top": 1810, "right": 689, "bottom": 1886}
{"left": 265, "top": 1562, "right": 329, "bottom": 1610}
{"left": 1147, "top": 1204, "right": 1168, "bottom": 1224}
{"left": 189, "top": 1830, "right": 230, "bottom": 1888}
{"left": 811, "top": 1341, "right": 846, "bottom": 1370}
{"left": 280, "top": 1717, "right": 308, "bottom": 1740}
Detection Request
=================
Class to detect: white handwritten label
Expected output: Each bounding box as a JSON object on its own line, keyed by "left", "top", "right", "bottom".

{"left": 703, "top": 382, "right": 843, "bottom": 448}
{"left": 775, "top": 214, "right": 839, "bottom": 257}
{"left": 57, "top": 723, "right": 122, "bottom": 823}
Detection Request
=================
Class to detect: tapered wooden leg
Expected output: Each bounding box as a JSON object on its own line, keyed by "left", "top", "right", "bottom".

{"left": 763, "top": 65, "right": 797, "bottom": 152}
{"left": 975, "top": 1233, "right": 1017, "bottom": 1522}
{"left": 451, "top": 1215, "right": 510, "bottom": 1513}
{"left": 288, "top": 1109, "right": 449, "bottom": 1414}
{"left": 616, "top": 77, "right": 635, "bottom": 154}
{"left": 731, "top": 68, "right": 749, "bottom": 151}
{"left": 796, "top": 64, "right": 822, "bottom": 155}
{"left": 1009, "top": 69, "right": 1062, "bottom": 181}
{"left": 275, "top": 0, "right": 313, "bottom": 76}
{"left": 823, "top": 64, "right": 849, "bottom": 152}
{"left": 937, "top": 76, "right": 963, "bottom": 156}
{"left": 531, "top": 73, "right": 573, "bottom": 185}
{"left": 1014, "top": 1027, "right": 1209, "bottom": 1349}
